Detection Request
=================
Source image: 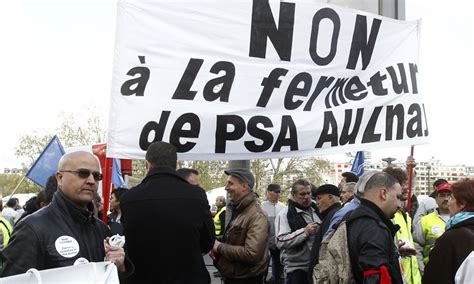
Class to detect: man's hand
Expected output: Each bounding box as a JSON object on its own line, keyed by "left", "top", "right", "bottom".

{"left": 406, "top": 156, "right": 417, "bottom": 170}
{"left": 213, "top": 240, "right": 221, "bottom": 252}
{"left": 304, "top": 222, "right": 319, "bottom": 236}
{"left": 397, "top": 239, "right": 417, "bottom": 257}
{"left": 104, "top": 238, "right": 126, "bottom": 272}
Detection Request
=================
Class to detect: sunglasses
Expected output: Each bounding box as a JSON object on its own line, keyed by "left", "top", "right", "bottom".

{"left": 59, "top": 169, "right": 103, "bottom": 181}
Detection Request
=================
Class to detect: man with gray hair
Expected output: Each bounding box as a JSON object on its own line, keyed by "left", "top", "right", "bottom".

{"left": 213, "top": 168, "right": 269, "bottom": 283}
{"left": 322, "top": 170, "right": 379, "bottom": 240}
{"left": 346, "top": 172, "right": 403, "bottom": 283}
{"left": 340, "top": 182, "right": 356, "bottom": 205}
{"left": 275, "top": 179, "right": 321, "bottom": 284}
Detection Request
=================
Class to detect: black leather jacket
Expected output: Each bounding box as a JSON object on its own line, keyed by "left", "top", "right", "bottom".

{"left": 1, "top": 190, "right": 128, "bottom": 277}
{"left": 347, "top": 199, "right": 403, "bottom": 284}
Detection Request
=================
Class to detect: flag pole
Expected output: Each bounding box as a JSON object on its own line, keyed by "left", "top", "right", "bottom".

{"left": 102, "top": 157, "right": 113, "bottom": 224}
{"left": 407, "top": 145, "right": 415, "bottom": 212}
{"left": 8, "top": 175, "right": 27, "bottom": 200}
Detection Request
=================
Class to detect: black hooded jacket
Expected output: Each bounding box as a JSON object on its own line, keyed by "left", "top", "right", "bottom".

{"left": 347, "top": 199, "right": 403, "bottom": 284}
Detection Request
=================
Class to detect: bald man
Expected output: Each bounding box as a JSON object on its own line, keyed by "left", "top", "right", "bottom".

{"left": 1, "top": 151, "right": 131, "bottom": 277}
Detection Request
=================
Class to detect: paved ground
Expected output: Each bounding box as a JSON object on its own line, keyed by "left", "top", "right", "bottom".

{"left": 204, "top": 254, "right": 222, "bottom": 284}
{"left": 204, "top": 254, "right": 274, "bottom": 284}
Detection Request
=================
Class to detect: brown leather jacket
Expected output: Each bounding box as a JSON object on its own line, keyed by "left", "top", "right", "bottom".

{"left": 216, "top": 192, "right": 270, "bottom": 279}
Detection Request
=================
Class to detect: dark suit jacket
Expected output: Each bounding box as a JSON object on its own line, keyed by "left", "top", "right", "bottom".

{"left": 121, "top": 166, "right": 215, "bottom": 284}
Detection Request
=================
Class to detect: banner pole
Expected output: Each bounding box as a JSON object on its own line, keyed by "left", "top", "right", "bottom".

{"left": 8, "top": 175, "right": 27, "bottom": 200}
{"left": 102, "top": 157, "right": 113, "bottom": 224}
{"left": 407, "top": 145, "right": 415, "bottom": 212}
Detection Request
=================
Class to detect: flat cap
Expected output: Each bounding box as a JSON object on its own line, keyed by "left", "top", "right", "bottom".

{"left": 224, "top": 168, "right": 255, "bottom": 190}
{"left": 314, "top": 184, "right": 340, "bottom": 197}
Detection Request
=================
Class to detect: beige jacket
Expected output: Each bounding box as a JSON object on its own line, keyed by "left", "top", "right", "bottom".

{"left": 216, "top": 192, "right": 270, "bottom": 279}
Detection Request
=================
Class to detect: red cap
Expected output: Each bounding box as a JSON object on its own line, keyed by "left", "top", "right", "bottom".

{"left": 436, "top": 182, "right": 452, "bottom": 192}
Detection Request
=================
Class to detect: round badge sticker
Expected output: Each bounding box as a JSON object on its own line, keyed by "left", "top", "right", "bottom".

{"left": 73, "top": 257, "right": 89, "bottom": 266}
{"left": 55, "top": 236, "right": 80, "bottom": 258}
{"left": 432, "top": 225, "right": 443, "bottom": 236}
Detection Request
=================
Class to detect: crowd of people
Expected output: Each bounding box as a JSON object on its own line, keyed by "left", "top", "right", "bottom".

{"left": 209, "top": 158, "right": 474, "bottom": 284}
{"left": 0, "top": 141, "right": 473, "bottom": 284}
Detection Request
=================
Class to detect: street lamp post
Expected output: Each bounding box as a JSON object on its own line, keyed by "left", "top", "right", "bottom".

{"left": 382, "top": 157, "right": 397, "bottom": 167}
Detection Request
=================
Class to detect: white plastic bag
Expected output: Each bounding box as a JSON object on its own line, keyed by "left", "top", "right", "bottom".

{"left": 0, "top": 261, "right": 119, "bottom": 284}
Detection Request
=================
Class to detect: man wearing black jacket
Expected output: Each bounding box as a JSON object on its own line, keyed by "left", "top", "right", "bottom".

{"left": 1, "top": 151, "right": 130, "bottom": 277}
{"left": 120, "top": 141, "right": 215, "bottom": 284}
{"left": 347, "top": 172, "right": 404, "bottom": 284}
{"left": 308, "top": 184, "right": 342, "bottom": 282}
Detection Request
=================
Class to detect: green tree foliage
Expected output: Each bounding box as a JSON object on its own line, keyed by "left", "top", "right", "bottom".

{"left": 15, "top": 110, "right": 106, "bottom": 169}
{"left": 180, "top": 158, "right": 331, "bottom": 197}
{"left": 15, "top": 134, "right": 53, "bottom": 167}
{"left": 9, "top": 110, "right": 106, "bottom": 194}
{"left": 132, "top": 160, "right": 147, "bottom": 179}
{"left": 251, "top": 159, "right": 270, "bottom": 196}
{"left": 254, "top": 157, "right": 332, "bottom": 203}
{"left": 178, "top": 160, "right": 228, "bottom": 190}
{"left": 0, "top": 174, "right": 40, "bottom": 196}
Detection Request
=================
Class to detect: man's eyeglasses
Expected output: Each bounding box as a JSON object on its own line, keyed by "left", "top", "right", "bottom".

{"left": 59, "top": 169, "right": 102, "bottom": 181}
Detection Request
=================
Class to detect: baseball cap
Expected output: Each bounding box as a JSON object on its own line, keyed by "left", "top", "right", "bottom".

{"left": 314, "top": 184, "right": 339, "bottom": 197}
{"left": 267, "top": 184, "right": 281, "bottom": 193}
{"left": 224, "top": 168, "right": 255, "bottom": 190}
{"left": 436, "top": 182, "right": 452, "bottom": 192}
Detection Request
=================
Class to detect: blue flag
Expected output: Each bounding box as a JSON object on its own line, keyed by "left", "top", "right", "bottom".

{"left": 351, "top": 151, "right": 365, "bottom": 177}
{"left": 111, "top": 158, "right": 127, "bottom": 188}
{"left": 26, "top": 135, "right": 65, "bottom": 188}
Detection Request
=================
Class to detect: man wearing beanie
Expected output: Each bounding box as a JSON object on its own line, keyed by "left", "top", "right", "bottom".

{"left": 308, "top": 184, "right": 342, "bottom": 282}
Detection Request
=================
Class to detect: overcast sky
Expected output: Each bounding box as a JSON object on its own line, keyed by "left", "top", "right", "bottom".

{"left": 1, "top": 0, "right": 473, "bottom": 170}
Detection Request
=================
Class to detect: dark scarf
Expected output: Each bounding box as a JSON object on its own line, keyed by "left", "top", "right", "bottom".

{"left": 56, "top": 190, "right": 96, "bottom": 225}
{"left": 287, "top": 199, "right": 316, "bottom": 252}
{"left": 227, "top": 199, "right": 243, "bottom": 213}
{"left": 320, "top": 202, "right": 342, "bottom": 220}
{"left": 227, "top": 192, "right": 256, "bottom": 213}
{"left": 287, "top": 199, "right": 312, "bottom": 232}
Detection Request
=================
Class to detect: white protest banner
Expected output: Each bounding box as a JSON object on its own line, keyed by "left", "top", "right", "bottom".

{"left": 107, "top": 0, "right": 428, "bottom": 160}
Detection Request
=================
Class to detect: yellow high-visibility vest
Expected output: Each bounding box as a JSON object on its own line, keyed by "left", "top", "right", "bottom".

{"left": 0, "top": 216, "right": 12, "bottom": 248}
{"left": 393, "top": 210, "right": 421, "bottom": 284}
{"left": 214, "top": 206, "right": 226, "bottom": 237}
{"left": 420, "top": 211, "right": 446, "bottom": 264}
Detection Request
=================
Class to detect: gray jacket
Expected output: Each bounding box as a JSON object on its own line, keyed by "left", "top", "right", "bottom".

{"left": 261, "top": 201, "right": 286, "bottom": 249}
{"left": 275, "top": 206, "right": 320, "bottom": 273}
